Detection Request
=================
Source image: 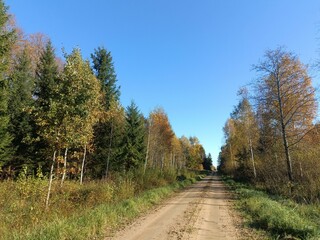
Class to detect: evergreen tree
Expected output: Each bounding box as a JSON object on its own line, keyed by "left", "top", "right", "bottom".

{"left": 0, "top": 0, "right": 16, "bottom": 169}
{"left": 119, "top": 101, "right": 146, "bottom": 171}
{"left": 91, "top": 47, "right": 122, "bottom": 177}
{"left": 7, "top": 49, "right": 36, "bottom": 170}
{"left": 203, "top": 153, "right": 213, "bottom": 171}
{"left": 90, "top": 100, "right": 125, "bottom": 178}
{"left": 91, "top": 47, "right": 120, "bottom": 109}
{"left": 34, "top": 41, "right": 60, "bottom": 168}
{"left": 34, "top": 41, "right": 59, "bottom": 112}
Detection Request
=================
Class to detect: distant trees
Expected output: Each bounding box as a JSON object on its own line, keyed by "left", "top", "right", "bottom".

{"left": 147, "top": 108, "right": 174, "bottom": 170}
{"left": 203, "top": 153, "right": 213, "bottom": 171}
{"left": 219, "top": 47, "right": 319, "bottom": 201}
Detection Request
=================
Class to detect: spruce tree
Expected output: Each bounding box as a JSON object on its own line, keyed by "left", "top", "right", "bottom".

{"left": 119, "top": 101, "right": 146, "bottom": 171}
{"left": 34, "top": 41, "right": 60, "bottom": 169}
{"left": 91, "top": 47, "right": 120, "bottom": 109}
{"left": 7, "top": 49, "right": 36, "bottom": 170}
{"left": 0, "top": 0, "right": 15, "bottom": 168}
{"left": 91, "top": 47, "right": 122, "bottom": 177}
{"left": 34, "top": 41, "right": 59, "bottom": 112}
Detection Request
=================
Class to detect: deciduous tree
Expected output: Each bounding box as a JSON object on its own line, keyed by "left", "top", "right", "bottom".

{"left": 253, "top": 48, "right": 317, "bottom": 183}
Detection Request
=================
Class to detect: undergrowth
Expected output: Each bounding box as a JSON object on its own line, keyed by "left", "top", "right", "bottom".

{"left": 224, "top": 177, "right": 320, "bottom": 240}
{"left": 0, "top": 168, "right": 199, "bottom": 240}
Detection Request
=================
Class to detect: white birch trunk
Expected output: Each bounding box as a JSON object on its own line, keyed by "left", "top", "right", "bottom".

{"left": 249, "top": 138, "right": 257, "bottom": 178}
{"left": 80, "top": 145, "right": 87, "bottom": 185}
{"left": 60, "top": 147, "right": 68, "bottom": 187}
{"left": 46, "top": 150, "right": 56, "bottom": 210}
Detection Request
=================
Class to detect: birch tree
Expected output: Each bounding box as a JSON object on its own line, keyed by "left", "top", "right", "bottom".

{"left": 253, "top": 48, "right": 317, "bottom": 183}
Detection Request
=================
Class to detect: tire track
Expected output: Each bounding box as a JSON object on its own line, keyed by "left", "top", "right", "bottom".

{"left": 107, "top": 175, "right": 237, "bottom": 240}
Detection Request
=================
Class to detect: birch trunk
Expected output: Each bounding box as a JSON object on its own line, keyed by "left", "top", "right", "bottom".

{"left": 80, "top": 145, "right": 87, "bottom": 185}
{"left": 46, "top": 150, "right": 56, "bottom": 210}
{"left": 61, "top": 147, "right": 68, "bottom": 187}
{"left": 144, "top": 119, "right": 151, "bottom": 174}
{"left": 249, "top": 138, "right": 257, "bottom": 178}
{"left": 276, "top": 74, "right": 293, "bottom": 182}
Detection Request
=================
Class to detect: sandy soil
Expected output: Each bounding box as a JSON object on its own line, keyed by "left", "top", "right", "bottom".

{"left": 106, "top": 174, "right": 239, "bottom": 240}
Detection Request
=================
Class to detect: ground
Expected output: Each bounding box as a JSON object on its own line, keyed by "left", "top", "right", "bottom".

{"left": 106, "top": 174, "right": 253, "bottom": 240}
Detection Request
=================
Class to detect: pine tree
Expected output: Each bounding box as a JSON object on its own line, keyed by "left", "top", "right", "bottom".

{"left": 7, "top": 49, "right": 35, "bottom": 170}
{"left": 0, "top": 0, "right": 16, "bottom": 168}
{"left": 119, "top": 101, "right": 146, "bottom": 171}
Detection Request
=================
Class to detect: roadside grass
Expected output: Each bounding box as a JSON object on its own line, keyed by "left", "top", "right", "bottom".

{"left": 224, "top": 177, "right": 320, "bottom": 239}
{"left": 0, "top": 169, "right": 201, "bottom": 240}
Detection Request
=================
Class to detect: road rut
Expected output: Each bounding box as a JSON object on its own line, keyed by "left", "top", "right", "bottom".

{"left": 107, "top": 175, "right": 238, "bottom": 240}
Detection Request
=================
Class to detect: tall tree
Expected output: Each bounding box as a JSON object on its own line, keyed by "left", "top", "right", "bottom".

{"left": 188, "top": 137, "right": 206, "bottom": 170}
{"left": 34, "top": 41, "right": 60, "bottom": 208}
{"left": 7, "top": 49, "right": 36, "bottom": 170}
{"left": 119, "top": 101, "right": 146, "bottom": 172}
{"left": 147, "top": 108, "right": 174, "bottom": 170}
{"left": 231, "top": 88, "right": 259, "bottom": 179}
{"left": 91, "top": 47, "right": 120, "bottom": 109}
{"left": 0, "top": 0, "right": 16, "bottom": 169}
{"left": 203, "top": 153, "right": 213, "bottom": 171}
{"left": 34, "top": 41, "right": 60, "bottom": 169}
{"left": 91, "top": 47, "right": 121, "bottom": 178}
{"left": 253, "top": 48, "right": 317, "bottom": 183}
{"left": 34, "top": 41, "right": 59, "bottom": 106}
{"left": 59, "top": 48, "right": 102, "bottom": 185}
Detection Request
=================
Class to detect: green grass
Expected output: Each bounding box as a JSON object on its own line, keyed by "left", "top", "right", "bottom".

{"left": 0, "top": 169, "right": 199, "bottom": 240}
{"left": 224, "top": 177, "right": 320, "bottom": 239}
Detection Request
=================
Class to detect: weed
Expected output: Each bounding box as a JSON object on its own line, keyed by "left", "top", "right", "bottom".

{"left": 224, "top": 177, "right": 320, "bottom": 239}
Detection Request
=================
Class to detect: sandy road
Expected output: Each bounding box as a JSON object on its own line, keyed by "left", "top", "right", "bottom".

{"left": 108, "top": 174, "right": 238, "bottom": 240}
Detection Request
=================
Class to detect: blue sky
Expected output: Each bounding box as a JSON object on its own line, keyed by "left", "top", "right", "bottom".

{"left": 6, "top": 0, "right": 320, "bottom": 165}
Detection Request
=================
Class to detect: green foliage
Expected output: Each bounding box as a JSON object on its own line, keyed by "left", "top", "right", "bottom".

{"left": 119, "top": 101, "right": 146, "bottom": 171}
{"left": 225, "top": 178, "right": 320, "bottom": 239}
{"left": 34, "top": 41, "right": 59, "bottom": 113}
{"left": 91, "top": 100, "right": 125, "bottom": 178}
{"left": 0, "top": 0, "right": 16, "bottom": 169}
{"left": 33, "top": 41, "right": 60, "bottom": 153}
{"left": 7, "top": 49, "right": 36, "bottom": 171}
{"left": 90, "top": 47, "right": 121, "bottom": 178}
{"left": 0, "top": 169, "right": 197, "bottom": 239}
{"left": 202, "top": 153, "right": 213, "bottom": 171}
{"left": 91, "top": 46, "right": 120, "bottom": 110}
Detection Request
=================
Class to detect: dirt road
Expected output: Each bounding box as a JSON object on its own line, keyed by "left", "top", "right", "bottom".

{"left": 108, "top": 174, "right": 238, "bottom": 240}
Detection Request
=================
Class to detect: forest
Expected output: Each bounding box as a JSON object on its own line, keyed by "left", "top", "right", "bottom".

{"left": 0, "top": 1, "right": 212, "bottom": 181}
{"left": 218, "top": 47, "right": 320, "bottom": 203}
{"left": 0, "top": 1, "right": 214, "bottom": 238}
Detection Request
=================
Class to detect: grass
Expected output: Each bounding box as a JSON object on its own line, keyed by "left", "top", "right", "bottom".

{"left": 0, "top": 169, "right": 200, "bottom": 240}
{"left": 224, "top": 177, "right": 320, "bottom": 239}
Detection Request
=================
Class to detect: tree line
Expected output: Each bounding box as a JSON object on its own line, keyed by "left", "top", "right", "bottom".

{"left": 0, "top": 0, "right": 212, "bottom": 185}
{"left": 218, "top": 47, "right": 319, "bottom": 202}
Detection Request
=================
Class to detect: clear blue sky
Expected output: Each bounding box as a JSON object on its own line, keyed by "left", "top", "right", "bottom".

{"left": 6, "top": 0, "right": 320, "bottom": 166}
